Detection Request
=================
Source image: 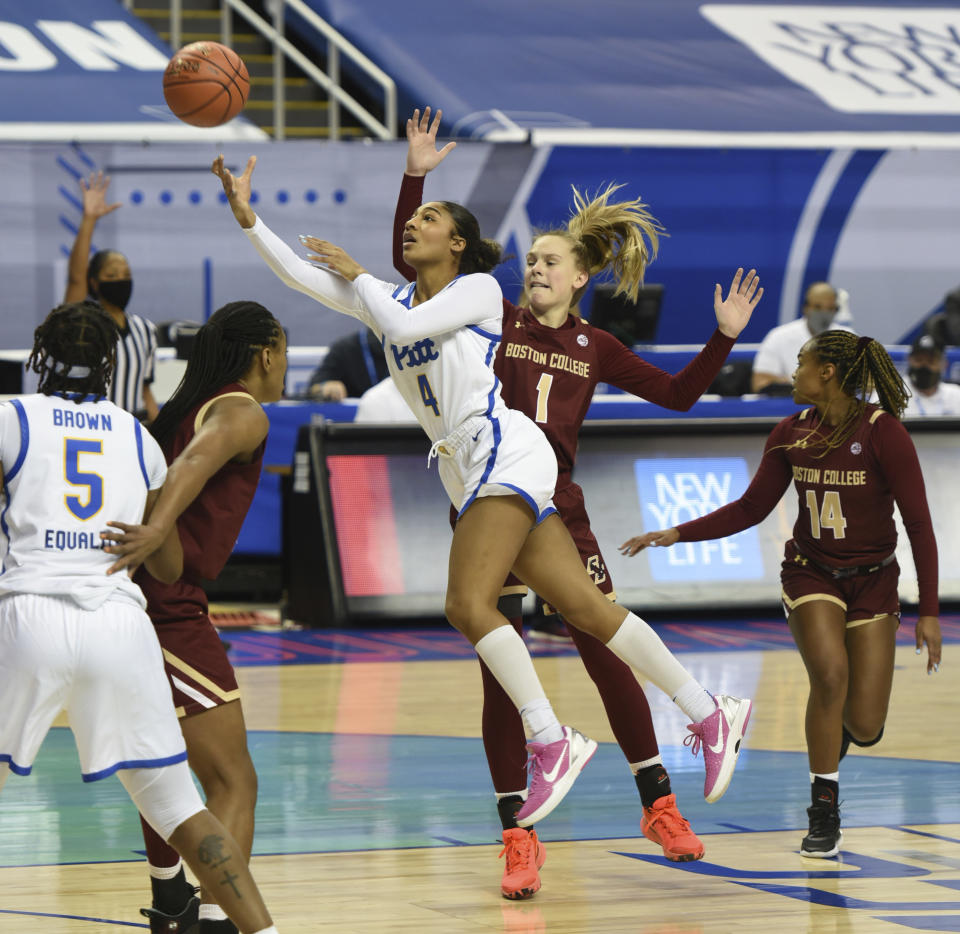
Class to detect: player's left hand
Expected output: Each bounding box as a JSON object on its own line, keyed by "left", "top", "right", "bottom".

{"left": 300, "top": 236, "right": 367, "bottom": 281}
{"left": 619, "top": 527, "right": 680, "bottom": 556}
{"left": 101, "top": 521, "right": 166, "bottom": 577}
{"left": 715, "top": 267, "right": 763, "bottom": 339}
{"left": 916, "top": 615, "right": 942, "bottom": 674}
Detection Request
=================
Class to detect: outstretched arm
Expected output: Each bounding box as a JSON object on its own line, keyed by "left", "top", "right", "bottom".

{"left": 135, "top": 487, "right": 183, "bottom": 583}
{"left": 393, "top": 107, "right": 455, "bottom": 282}
{"left": 620, "top": 421, "right": 793, "bottom": 555}
{"left": 212, "top": 154, "right": 366, "bottom": 320}
{"left": 64, "top": 172, "right": 123, "bottom": 303}
{"left": 103, "top": 397, "right": 268, "bottom": 575}
{"left": 602, "top": 268, "right": 763, "bottom": 409}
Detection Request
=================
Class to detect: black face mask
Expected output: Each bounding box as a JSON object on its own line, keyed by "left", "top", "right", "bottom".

{"left": 909, "top": 365, "right": 940, "bottom": 392}
{"left": 95, "top": 279, "right": 133, "bottom": 311}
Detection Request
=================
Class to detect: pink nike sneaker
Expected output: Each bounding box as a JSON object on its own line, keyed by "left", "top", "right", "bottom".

{"left": 684, "top": 694, "right": 752, "bottom": 803}
{"left": 515, "top": 726, "right": 597, "bottom": 827}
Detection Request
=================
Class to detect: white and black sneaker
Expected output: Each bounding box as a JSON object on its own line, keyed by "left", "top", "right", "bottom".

{"left": 801, "top": 794, "right": 842, "bottom": 859}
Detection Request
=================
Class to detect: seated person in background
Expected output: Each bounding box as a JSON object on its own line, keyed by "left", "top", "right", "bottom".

{"left": 307, "top": 328, "right": 389, "bottom": 400}
{"left": 923, "top": 285, "right": 960, "bottom": 348}
{"left": 353, "top": 376, "right": 417, "bottom": 423}
{"left": 751, "top": 282, "right": 852, "bottom": 393}
{"left": 903, "top": 333, "right": 960, "bottom": 417}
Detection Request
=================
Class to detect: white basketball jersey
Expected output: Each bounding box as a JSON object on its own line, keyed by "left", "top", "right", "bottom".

{"left": 367, "top": 279, "right": 505, "bottom": 442}
{"left": 0, "top": 393, "right": 167, "bottom": 610}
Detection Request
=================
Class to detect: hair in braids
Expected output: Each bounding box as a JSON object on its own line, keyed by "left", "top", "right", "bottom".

{"left": 150, "top": 301, "right": 281, "bottom": 449}
{"left": 438, "top": 201, "right": 503, "bottom": 274}
{"left": 797, "top": 330, "right": 909, "bottom": 458}
{"left": 526, "top": 183, "right": 664, "bottom": 314}
{"left": 28, "top": 301, "right": 118, "bottom": 401}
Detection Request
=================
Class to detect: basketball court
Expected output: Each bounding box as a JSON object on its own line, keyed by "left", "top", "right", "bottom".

{"left": 1, "top": 612, "right": 957, "bottom": 933}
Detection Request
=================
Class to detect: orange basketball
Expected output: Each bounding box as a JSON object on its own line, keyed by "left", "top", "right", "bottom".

{"left": 163, "top": 41, "right": 250, "bottom": 128}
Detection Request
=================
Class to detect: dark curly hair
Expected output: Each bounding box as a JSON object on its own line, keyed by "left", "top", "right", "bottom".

{"left": 28, "top": 301, "right": 118, "bottom": 401}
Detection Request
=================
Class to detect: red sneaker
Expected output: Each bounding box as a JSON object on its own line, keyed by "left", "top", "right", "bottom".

{"left": 499, "top": 828, "right": 546, "bottom": 900}
{"left": 641, "top": 793, "right": 705, "bottom": 862}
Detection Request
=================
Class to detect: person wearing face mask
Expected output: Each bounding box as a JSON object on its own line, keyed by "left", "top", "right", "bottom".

{"left": 63, "top": 172, "right": 159, "bottom": 422}
{"left": 922, "top": 285, "right": 960, "bottom": 348}
{"left": 903, "top": 333, "right": 960, "bottom": 417}
{"left": 751, "top": 282, "right": 854, "bottom": 394}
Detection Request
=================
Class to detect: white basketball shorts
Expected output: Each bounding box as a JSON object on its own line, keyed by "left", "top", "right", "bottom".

{"left": 437, "top": 407, "right": 558, "bottom": 521}
{"left": 0, "top": 593, "right": 187, "bottom": 782}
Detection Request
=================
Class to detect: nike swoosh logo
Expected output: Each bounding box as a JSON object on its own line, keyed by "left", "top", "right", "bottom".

{"left": 472, "top": 431, "right": 482, "bottom": 442}
{"left": 708, "top": 728, "right": 725, "bottom": 755}
{"left": 541, "top": 745, "right": 569, "bottom": 783}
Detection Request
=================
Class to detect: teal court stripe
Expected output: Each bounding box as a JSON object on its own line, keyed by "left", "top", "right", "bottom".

{"left": 2, "top": 728, "right": 958, "bottom": 867}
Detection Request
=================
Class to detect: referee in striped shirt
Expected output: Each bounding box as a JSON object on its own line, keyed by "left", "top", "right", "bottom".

{"left": 64, "top": 172, "right": 159, "bottom": 422}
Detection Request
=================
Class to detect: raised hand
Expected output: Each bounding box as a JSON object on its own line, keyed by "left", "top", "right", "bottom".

{"left": 714, "top": 267, "right": 763, "bottom": 339}
{"left": 80, "top": 171, "right": 122, "bottom": 220}
{"left": 211, "top": 154, "right": 257, "bottom": 228}
{"left": 916, "top": 615, "right": 942, "bottom": 674}
{"left": 618, "top": 527, "right": 680, "bottom": 557}
{"left": 300, "top": 235, "right": 367, "bottom": 282}
{"left": 405, "top": 106, "right": 457, "bottom": 177}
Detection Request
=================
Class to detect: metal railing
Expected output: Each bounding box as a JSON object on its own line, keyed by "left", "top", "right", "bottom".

{"left": 158, "top": 0, "right": 397, "bottom": 141}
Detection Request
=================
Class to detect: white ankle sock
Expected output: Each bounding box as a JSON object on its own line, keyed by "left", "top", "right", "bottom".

{"left": 605, "top": 612, "right": 704, "bottom": 701}
{"left": 672, "top": 679, "right": 717, "bottom": 723}
{"left": 147, "top": 859, "right": 183, "bottom": 880}
{"left": 253, "top": 927, "right": 280, "bottom": 934}
{"left": 522, "top": 698, "right": 563, "bottom": 745}
{"left": 198, "top": 904, "right": 228, "bottom": 922}
{"left": 811, "top": 771, "right": 839, "bottom": 783}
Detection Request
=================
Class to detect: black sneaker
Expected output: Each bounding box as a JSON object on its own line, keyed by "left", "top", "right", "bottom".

{"left": 801, "top": 802, "right": 842, "bottom": 858}
{"left": 140, "top": 894, "right": 200, "bottom": 934}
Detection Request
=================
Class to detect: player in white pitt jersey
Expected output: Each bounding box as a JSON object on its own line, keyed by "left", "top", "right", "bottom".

{"left": 0, "top": 302, "right": 280, "bottom": 934}
{"left": 213, "top": 150, "right": 748, "bottom": 831}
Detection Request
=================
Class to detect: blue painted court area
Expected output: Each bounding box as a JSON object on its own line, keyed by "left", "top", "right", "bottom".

{"left": 222, "top": 613, "right": 960, "bottom": 666}
{"left": 2, "top": 728, "right": 958, "bottom": 867}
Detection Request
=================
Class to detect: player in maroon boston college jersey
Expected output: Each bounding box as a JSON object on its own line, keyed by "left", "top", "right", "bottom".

{"left": 622, "top": 330, "right": 942, "bottom": 859}
{"left": 103, "top": 301, "right": 287, "bottom": 934}
{"left": 395, "top": 109, "right": 764, "bottom": 898}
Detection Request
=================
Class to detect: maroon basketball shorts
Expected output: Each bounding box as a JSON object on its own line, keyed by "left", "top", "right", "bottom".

{"left": 153, "top": 616, "right": 241, "bottom": 718}
{"left": 780, "top": 540, "right": 900, "bottom": 627}
{"left": 502, "top": 481, "right": 616, "bottom": 607}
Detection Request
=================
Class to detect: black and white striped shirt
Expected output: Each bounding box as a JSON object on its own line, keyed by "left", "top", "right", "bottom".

{"left": 109, "top": 313, "right": 157, "bottom": 418}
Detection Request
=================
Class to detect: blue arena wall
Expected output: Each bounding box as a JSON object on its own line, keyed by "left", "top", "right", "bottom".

{"left": 1, "top": 140, "right": 957, "bottom": 350}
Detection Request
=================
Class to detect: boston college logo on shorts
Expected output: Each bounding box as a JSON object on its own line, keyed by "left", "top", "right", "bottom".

{"left": 577, "top": 334, "right": 589, "bottom": 347}
{"left": 850, "top": 442, "right": 862, "bottom": 454}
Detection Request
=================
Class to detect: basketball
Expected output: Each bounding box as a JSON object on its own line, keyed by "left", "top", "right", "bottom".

{"left": 162, "top": 41, "right": 250, "bottom": 128}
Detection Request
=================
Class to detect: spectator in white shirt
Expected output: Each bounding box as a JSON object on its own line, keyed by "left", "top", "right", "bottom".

{"left": 751, "top": 282, "right": 853, "bottom": 393}
{"left": 903, "top": 333, "right": 960, "bottom": 417}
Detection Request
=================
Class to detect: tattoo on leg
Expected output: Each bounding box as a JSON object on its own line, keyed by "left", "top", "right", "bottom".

{"left": 197, "top": 834, "right": 231, "bottom": 869}
{"left": 220, "top": 868, "right": 241, "bottom": 899}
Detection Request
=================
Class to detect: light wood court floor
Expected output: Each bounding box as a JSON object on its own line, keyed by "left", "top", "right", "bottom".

{"left": 1, "top": 615, "right": 958, "bottom": 933}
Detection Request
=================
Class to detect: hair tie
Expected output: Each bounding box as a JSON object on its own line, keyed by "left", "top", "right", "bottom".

{"left": 855, "top": 335, "right": 872, "bottom": 356}
{"left": 52, "top": 359, "right": 91, "bottom": 378}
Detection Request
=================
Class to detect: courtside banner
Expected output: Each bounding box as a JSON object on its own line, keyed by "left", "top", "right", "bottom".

{"left": 0, "top": 0, "right": 264, "bottom": 139}
{"left": 632, "top": 458, "right": 764, "bottom": 583}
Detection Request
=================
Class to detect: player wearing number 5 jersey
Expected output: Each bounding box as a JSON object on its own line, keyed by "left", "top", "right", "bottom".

{"left": 622, "top": 330, "right": 942, "bottom": 859}
{"left": 213, "top": 135, "right": 753, "bottom": 856}
{"left": 394, "top": 108, "right": 763, "bottom": 897}
{"left": 0, "top": 302, "right": 280, "bottom": 934}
